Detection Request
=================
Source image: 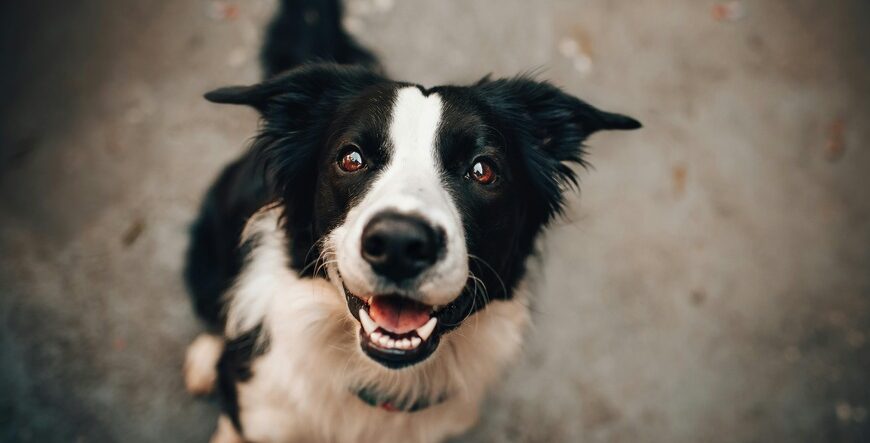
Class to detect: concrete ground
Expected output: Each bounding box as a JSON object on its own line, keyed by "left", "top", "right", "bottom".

{"left": 1, "top": 0, "right": 868, "bottom": 442}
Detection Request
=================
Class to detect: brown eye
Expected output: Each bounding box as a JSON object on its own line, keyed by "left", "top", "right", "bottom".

{"left": 468, "top": 160, "right": 497, "bottom": 185}
{"left": 338, "top": 145, "right": 365, "bottom": 172}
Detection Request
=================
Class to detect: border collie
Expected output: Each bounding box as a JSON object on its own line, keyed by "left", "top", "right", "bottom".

{"left": 183, "top": 1, "right": 640, "bottom": 441}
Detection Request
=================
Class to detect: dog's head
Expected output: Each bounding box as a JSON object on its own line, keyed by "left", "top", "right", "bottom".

{"left": 206, "top": 64, "right": 640, "bottom": 369}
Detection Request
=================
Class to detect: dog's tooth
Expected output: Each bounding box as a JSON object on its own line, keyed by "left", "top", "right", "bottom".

{"left": 416, "top": 317, "right": 437, "bottom": 341}
{"left": 359, "top": 309, "right": 377, "bottom": 334}
{"left": 370, "top": 331, "right": 382, "bottom": 341}
{"left": 411, "top": 337, "right": 422, "bottom": 348}
{"left": 378, "top": 336, "right": 390, "bottom": 346}
{"left": 400, "top": 338, "right": 411, "bottom": 349}
{"left": 387, "top": 339, "right": 396, "bottom": 348}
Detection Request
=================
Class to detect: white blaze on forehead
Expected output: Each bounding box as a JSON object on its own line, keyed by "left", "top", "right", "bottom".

{"left": 332, "top": 86, "right": 469, "bottom": 306}
{"left": 388, "top": 87, "right": 443, "bottom": 171}
{"left": 370, "top": 86, "right": 450, "bottom": 212}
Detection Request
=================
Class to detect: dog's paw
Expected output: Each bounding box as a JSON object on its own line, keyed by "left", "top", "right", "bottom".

{"left": 184, "top": 333, "right": 224, "bottom": 396}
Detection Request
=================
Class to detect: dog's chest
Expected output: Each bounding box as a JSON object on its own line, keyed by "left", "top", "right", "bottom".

{"left": 223, "top": 208, "right": 531, "bottom": 443}
{"left": 236, "top": 351, "right": 482, "bottom": 443}
{"left": 231, "top": 288, "right": 483, "bottom": 443}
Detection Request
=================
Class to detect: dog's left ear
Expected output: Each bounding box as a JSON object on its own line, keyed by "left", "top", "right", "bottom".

{"left": 474, "top": 77, "right": 641, "bottom": 222}
{"left": 473, "top": 76, "right": 641, "bottom": 143}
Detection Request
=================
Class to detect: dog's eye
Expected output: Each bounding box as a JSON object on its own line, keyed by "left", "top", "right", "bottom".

{"left": 337, "top": 145, "right": 365, "bottom": 172}
{"left": 467, "top": 159, "right": 497, "bottom": 185}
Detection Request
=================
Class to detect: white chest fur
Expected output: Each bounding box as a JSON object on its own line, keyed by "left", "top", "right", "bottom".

{"left": 220, "top": 208, "right": 530, "bottom": 443}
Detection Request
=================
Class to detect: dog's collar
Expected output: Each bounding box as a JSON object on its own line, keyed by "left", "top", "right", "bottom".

{"left": 353, "top": 386, "right": 447, "bottom": 413}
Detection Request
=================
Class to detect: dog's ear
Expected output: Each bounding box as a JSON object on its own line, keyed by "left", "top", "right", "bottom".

{"left": 473, "top": 76, "right": 641, "bottom": 222}
{"left": 205, "top": 63, "right": 384, "bottom": 114}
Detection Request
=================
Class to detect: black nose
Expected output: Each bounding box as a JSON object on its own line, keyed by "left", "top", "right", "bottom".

{"left": 361, "top": 212, "right": 444, "bottom": 282}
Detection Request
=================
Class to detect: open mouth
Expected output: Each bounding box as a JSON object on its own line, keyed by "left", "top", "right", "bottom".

{"left": 344, "top": 290, "right": 445, "bottom": 369}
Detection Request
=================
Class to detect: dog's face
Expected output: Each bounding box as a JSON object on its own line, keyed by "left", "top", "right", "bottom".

{"left": 206, "top": 64, "right": 639, "bottom": 369}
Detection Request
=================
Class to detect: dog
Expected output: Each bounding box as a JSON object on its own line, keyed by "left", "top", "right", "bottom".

{"left": 182, "top": 0, "right": 640, "bottom": 441}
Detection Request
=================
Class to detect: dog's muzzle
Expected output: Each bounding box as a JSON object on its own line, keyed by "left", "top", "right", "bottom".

{"left": 342, "top": 211, "right": 455, "bottom": 368}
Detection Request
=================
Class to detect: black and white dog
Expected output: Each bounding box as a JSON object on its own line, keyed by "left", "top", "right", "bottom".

{"left": 183, "top": 1, "right": 640, "bottom": 441}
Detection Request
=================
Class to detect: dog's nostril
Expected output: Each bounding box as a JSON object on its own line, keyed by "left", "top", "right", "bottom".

{"left": 362, "top": 234, "right": 387, "bottom": 259}
{"left": 360, "top": 212, "right": 443, "bottom": 281}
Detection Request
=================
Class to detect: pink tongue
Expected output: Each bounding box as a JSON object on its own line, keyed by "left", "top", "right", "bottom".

{"left": 369, "top": 296, "right": 431, "bottom": 334}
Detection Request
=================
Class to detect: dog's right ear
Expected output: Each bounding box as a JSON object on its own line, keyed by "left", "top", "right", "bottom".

{"left": 204, "top": 84, "right": 273, "bottom": 109}
{"left": 204, "top": 63, "right": 385, "bottom": 114}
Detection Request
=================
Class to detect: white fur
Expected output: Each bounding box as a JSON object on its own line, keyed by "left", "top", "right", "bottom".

{"left": 224, "top": 207, "right": 293, "bottom": 339}
{"left": 217, "top": 207, "right": 529, "bottom": 443}
{"left": 184, "top": 333, "right": 224, "bottom": 395}
{"left": 333, "top": 87, "right": 469, "bottom": 307}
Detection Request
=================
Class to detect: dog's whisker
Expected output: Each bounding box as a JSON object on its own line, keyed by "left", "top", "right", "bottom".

{"left": 466, "top": 272, "right": 489, "bottom": 333}
{"left": 306, "top": 243, "right": 338, "bottom": 277}
{"left": 297, "top": 237, "right": 334, "bottom": 275}
{"left": 468, "top": 254, "right": 507, "bottom": 299}
{"left": 314, "top": 258, "right": 338, "bottom": 278}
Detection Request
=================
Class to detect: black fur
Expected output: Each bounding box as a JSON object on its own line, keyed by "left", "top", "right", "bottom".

{"left": 184, "top": 153, "right": 270, "bottom": 330}
{"left": 216, "top": 325, "right": 269, "bottom": 432}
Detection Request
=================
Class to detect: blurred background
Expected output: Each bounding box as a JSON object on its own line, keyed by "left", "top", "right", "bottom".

{"left": 0, "top": 0, "right": 868, "bottom": 442}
